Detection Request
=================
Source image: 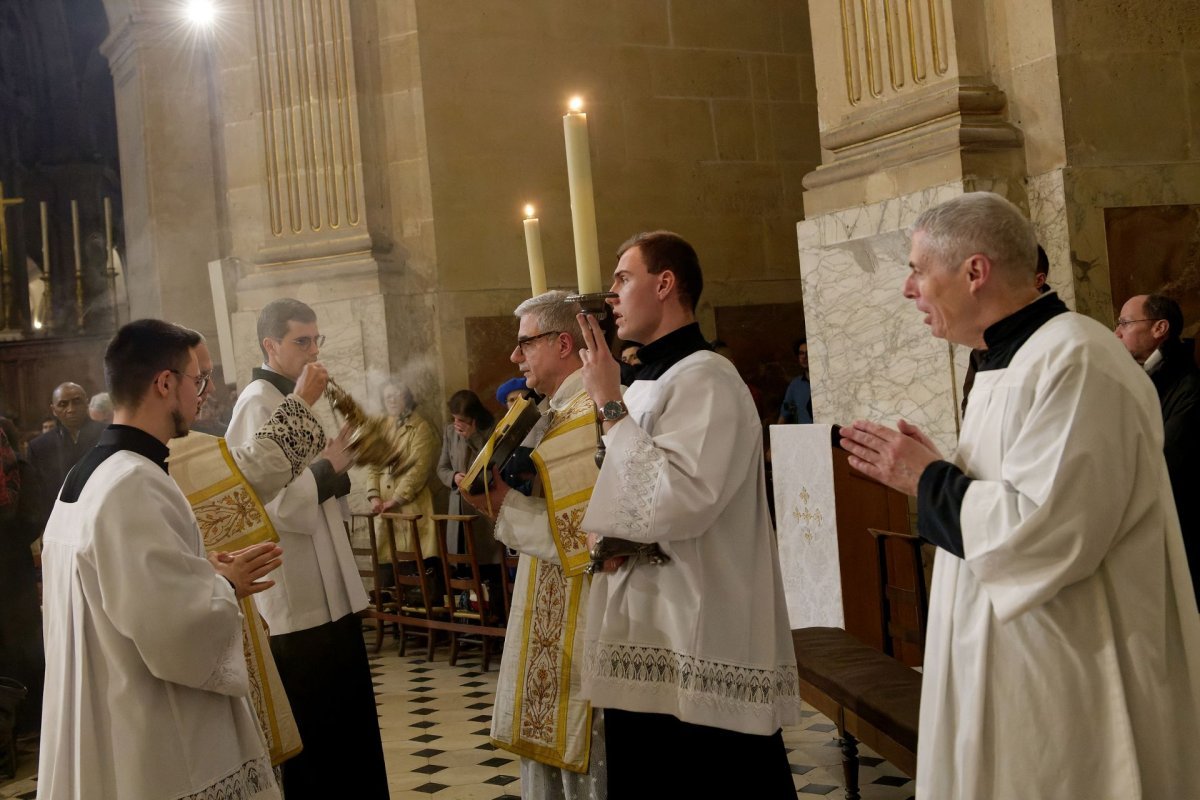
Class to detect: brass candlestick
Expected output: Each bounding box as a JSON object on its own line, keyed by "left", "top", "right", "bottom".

{"left": 39, "top": 201, "right": 53, "bottom": 334}
{"left": 71, "top": 200, "right": 84, "bottom": 331}
{"left": 565, "top": 291, "right": 617, "bottom": 320}
{"left": 104, "top": 197, "right": 118, "bottom": 330}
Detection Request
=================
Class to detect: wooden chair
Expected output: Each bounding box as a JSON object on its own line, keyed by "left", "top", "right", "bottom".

{"left": 791, "top": 528, "right": 929, "bottom": 799}
{"left": 346, "top": 514, "right": 394, "bottom": 651}
{"left": 432, "top": 514, "right": 502, "bottom": 670}
{"left": 379, "top": 512, "right": 446, "bottom": 660}
{"left": 498, "top": 549, "right": 520, "bottom": 624}
{"left": 871, "top": 528, "right": 929, "bottom": 658}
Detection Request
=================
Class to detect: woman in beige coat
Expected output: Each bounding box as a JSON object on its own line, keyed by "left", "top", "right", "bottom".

{"left": 367, "top": 382, "right": 440, "bottom": 587}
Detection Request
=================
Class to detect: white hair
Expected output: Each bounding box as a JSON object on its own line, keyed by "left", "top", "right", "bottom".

{"left": 89, "top": 392, "right": 113, "bottom": 413}
{"left": 513, "top": 290, "right": 583, "bottom": 345}
{"left": 911, "top": 192, "right": 1037, "bottom": 284}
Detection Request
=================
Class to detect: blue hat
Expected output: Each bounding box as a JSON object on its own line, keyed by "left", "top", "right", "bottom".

{"left": 496, "top": 377, "right": 528, "bottom": 406}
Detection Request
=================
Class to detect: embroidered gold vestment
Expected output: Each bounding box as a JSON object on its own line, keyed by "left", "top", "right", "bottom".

{"left": 491, "top": 389, "right": 597, "bottom": 772}
{"left": 169, "top": 432, "right": 303, "bottom": 766}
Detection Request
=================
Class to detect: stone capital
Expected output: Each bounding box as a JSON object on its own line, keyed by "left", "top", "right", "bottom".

{"left": 803, "top": 0, "right": 1024, "bottom": 216}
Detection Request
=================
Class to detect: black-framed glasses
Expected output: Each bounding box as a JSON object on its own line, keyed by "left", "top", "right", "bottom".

{"left": 275, "top": 334, "right": 326, "bottom": 350}
{"left": 1114, "top": 318, "right": 1162, "bottom": 330}
{"left": 514, "top": 330, "right": 560, "bottom": 355}
{"left": 169, "top": 369, "right": 210, "bottom": 397}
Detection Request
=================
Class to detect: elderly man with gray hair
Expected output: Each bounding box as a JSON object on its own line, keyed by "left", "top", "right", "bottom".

{"left": 1115, "top": 292, "right": 1200, "bottom": 601}
{"left": 88, "top": 392, "right": 114, "bottom": 424}
{"left": 840, "top": 192, "right": 1200, "bottom": 799}
{"left": 459, "top": 289, "right": 607, "bottom": 799}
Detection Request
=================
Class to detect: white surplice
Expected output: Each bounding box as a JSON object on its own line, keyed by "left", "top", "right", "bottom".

{"left": 920, "top": 312, "right": 1200, "bottom": 799}
{"left": 580, "top": 351, "right": 802, "bottom": 735}
{"left": 226, "top": 379, "right": 367, "bottom": 634}
{"left": 38, "top": 450, "right": 278, "bottom": 800}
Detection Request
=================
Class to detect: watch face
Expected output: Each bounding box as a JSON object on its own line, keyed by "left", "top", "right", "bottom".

{"left": 603, "top": 401, "right": 625, "bottom": 420}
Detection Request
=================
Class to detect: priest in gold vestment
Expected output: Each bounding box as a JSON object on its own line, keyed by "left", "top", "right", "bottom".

{"left": 461, "top": 291, "right": 607, "bottom": 799}
{"left": 169, "top": 339, "right": 331, "bottom": 767}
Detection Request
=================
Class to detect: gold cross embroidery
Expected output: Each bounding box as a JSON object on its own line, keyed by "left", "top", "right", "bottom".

{"left": 790, "top": 486, "right": 824, "bottom": 542}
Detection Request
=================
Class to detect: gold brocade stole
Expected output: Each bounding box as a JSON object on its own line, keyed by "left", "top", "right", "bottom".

{"left": 497, "top": 392, "right": 598, "bottom": 772}
{"left": 167, "top": 433, "right": 303, "bottom": 766}
{"left": 530, "top": 392, "right": 599, "bottom": 577}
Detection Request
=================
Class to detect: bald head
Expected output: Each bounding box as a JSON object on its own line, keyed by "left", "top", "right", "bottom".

{"left": 50, "top": 382, "right": 89, "bottom": 433}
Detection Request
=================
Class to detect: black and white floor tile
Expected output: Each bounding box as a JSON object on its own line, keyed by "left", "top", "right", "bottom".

{"left": 1, "top": 633, "right": 914, "bottom": 799}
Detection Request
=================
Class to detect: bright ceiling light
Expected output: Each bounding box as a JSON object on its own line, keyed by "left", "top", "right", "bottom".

{"left": 184, "top": 0, "right": 217, "bottom": 26}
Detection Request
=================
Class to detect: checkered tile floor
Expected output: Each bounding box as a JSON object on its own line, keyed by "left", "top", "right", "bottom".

{"left": 1, "top": 633, "right": 915, "bottom": 799}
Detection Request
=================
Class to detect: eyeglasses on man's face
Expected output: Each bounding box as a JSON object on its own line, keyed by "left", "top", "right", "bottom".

{"left": 169, "top": 369, "right": 210, "bottom": 397}
{"left": 514, "top": 330, "right": 560, "bottom": 355}
{"left": 275, "top": 334, "right": 325, "bottom": 351}
{"left": 1114, "top": 318, "right": 1162, "bottom": 330}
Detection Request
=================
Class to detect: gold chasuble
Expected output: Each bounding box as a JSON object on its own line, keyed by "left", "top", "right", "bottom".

{"left": 492, "top": 389, "right": 597, "bottom": 772}
{"left": 168, "top": 432, "right": 303, "bottom": 766}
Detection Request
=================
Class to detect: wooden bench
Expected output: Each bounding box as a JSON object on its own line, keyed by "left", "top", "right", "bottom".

{"left": 791, "top": 528, "right": 927, "bottom": 799}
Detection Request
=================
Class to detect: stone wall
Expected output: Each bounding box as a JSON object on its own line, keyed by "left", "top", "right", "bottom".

{"left": 404, "top": 0, "right": 820, "bottom": 402}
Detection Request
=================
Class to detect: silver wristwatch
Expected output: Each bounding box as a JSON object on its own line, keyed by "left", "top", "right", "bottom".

{"left": 600, "top": 400, "right": 628, "bottom": 422}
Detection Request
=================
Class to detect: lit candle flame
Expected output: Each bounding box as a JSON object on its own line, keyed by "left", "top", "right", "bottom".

{"left": 524, "top": 204, "right": 536, "bottom": 219}
{"left": 568, "top": 96, "right": 584, "bottom": 113}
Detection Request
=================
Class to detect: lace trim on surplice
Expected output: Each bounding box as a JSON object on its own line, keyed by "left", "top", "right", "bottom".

{"left": 585, "top": 641, "right": 800, "bottom": 709}
{"left": 177, "top": 753, "right": 275, "bottom": 800}
{"left": 613, "top": 427, "right": 664, "bottom": 538}
{"left": 253, "top": 395, "right": 326, "bottom": 478}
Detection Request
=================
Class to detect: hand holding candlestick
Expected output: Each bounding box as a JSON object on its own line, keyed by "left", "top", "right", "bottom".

{"left": 575, "top": 307, "right": 670, "bottom": 573}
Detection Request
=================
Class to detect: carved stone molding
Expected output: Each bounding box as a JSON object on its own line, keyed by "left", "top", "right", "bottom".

{"left": 804, "top": 77, "right": 1022, "bottom": 191}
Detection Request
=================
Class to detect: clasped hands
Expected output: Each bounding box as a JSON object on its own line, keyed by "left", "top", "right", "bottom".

{"left": 838, "top": 419, "right": 944, "bottom": 497}
{"left": 208, "top": 541, "right": 284, "bottom": 599}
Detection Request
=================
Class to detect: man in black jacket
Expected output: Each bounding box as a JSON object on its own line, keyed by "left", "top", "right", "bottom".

{"left": 25, "top": 382, "right": 105, "bottom": 524}
{"left": 1116, "top": 293, "right": 1200, "bottom": 605}
{"left": 0, "top": 417, "right": 47, "bottom": 742}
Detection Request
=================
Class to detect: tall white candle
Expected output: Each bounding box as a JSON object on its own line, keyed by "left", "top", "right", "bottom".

{"left": 523, "top": 204, "right": 547, "bottom": 297}
{"left": 71, "top": 200, "right": 83, "bottom": 330}
{"left": 562, "top": 96, "right": 602, "bottom": 294}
